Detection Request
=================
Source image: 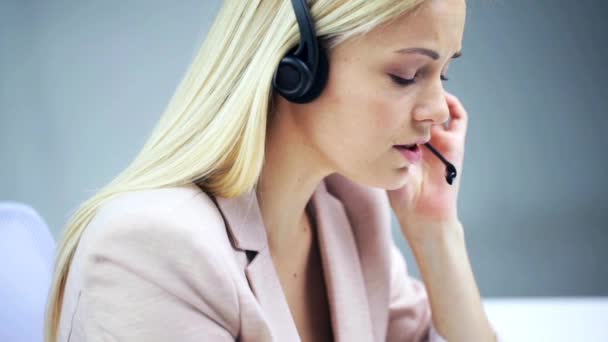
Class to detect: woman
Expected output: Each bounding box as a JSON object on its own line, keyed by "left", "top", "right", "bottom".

{"left": 45, "top": 0, "right": 500, "bottom": 341}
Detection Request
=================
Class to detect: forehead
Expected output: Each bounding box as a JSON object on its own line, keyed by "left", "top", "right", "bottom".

{"left": 363, "top": 0, "right": 466, "bottom": 55}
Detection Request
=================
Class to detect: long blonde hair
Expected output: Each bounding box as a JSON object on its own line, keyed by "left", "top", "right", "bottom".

{"left": 44, "top": 0, "right": 426, "bottom": 340}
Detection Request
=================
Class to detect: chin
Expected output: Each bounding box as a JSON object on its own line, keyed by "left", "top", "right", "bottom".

{"left": 384, "top": 167, "right": 411, "bottom": 190}
{"left": 349, "top": 166, "right": 411, "bottom": 191}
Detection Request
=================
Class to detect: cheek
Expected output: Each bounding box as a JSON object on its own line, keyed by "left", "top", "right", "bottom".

{"left": 367, "top": 96, "right": 404, "bottom": 134}
{"left": 330, "top": 66, "right": 407, "bottom": 136}
{"left": 338, "top": 90, "right": 406, "bottom": 147}
{"left": 306, "top": 55, "right": 411, "bottom": 167}
{"left": 310, "top": 87, "right": 405, "bottom": 169}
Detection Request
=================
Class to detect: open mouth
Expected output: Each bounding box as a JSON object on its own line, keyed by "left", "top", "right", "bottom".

{"left": 394, "top": 144, "right": 422, "bottom": 163}
{"left": 395, "top": 144, "right": 419, "bottom": 151}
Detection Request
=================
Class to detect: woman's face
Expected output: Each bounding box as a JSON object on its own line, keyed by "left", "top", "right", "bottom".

{"left": 295, "top": 0, "right": 466, "bottom": 189}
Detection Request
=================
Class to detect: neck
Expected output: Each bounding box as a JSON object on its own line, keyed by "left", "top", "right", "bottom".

{"left": 255, "top": 105, "right": 331, "bottom": 253}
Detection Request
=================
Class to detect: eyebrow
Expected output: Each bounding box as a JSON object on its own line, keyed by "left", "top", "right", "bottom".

{"left": 394, "top": 47, "right": 462, "bottom": 60}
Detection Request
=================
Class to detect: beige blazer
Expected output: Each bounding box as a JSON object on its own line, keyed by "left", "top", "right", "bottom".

{"left": 57, "top": 174, "right": 448, "bottom": 341}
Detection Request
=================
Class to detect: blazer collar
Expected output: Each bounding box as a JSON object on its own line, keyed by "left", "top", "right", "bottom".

{"left": 213, "top": 178, "right": 374, "bottom": 341}
{"left": 214, "top": 185, "right": 267, "bottom": 252}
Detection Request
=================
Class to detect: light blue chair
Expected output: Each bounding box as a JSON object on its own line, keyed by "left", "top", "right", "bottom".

{"left": 0, "top": 202, "right": 56, "bottom": 342}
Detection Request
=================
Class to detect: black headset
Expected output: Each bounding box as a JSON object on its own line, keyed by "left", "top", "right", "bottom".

{"left": 272, "top": 0, "right": 329, "bottom": 104}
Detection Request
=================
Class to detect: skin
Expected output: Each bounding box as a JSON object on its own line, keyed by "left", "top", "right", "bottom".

{"left": 256, "top": 0, "right": 496, "bottom": 340}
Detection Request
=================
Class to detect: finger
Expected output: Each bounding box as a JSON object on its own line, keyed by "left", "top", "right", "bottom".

{"left": 444, "top": 91, "right": 468, "bottom": 134}
{"left": 445, "top": 92, "right": 467, "bottom": 133}
{"left": 428, "top": 124, "right": 456, "bottom": 156}
{"left": 430, "top": 123, "right": 446, "bottom": 138}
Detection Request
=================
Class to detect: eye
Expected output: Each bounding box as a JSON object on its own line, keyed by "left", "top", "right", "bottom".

{"left": 390, "top": 74, "right": 415, "bottom": 86}
{"left": 389, "top": 73, "right": 449, "bottom": 87}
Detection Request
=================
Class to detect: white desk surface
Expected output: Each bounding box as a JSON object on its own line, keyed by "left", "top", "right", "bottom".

{"left": 482, "top": 297, "right": 608, "bottom": 342}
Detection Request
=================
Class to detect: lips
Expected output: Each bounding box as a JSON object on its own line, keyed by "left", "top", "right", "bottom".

{"left": 395, "top": 144, "right": 418, "bottom": 150}
{"left": 395, "top": 144, "right": 422, "bottom": 163}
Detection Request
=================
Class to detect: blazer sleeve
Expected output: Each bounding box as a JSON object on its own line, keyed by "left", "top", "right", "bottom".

{"left": 65, "top": 209, "right": 239, "bottom": 342}
{"left": 386, "top": 242, "right": 435, "bottom": 342}
{"left": 386, "top": 243, "right": 505, "bottom": 342}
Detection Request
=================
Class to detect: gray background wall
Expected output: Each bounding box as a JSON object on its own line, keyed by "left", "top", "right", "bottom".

{"left": 1, "top": 0, "right": 607, "bottom": 297}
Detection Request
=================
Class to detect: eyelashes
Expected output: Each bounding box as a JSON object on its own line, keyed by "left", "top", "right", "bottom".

{"left": 390, "top": 74, "right": 449, "bottom": 87}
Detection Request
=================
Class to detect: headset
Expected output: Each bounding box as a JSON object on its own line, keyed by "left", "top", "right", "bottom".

{"left": 272, "top": 0, "right": 328, "bottom": 104}
{"left": 273, "top": 0, "right": 457, "bottom": 185}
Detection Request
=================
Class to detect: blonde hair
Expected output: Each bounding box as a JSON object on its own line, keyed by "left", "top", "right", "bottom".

{"left": 44, "top": 0, "right": 426, "bottom": 340}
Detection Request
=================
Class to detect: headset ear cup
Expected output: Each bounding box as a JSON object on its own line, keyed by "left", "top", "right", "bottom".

{"left": 273, "top": 55, "right": 314, "bottom": 102}
{"left": 294, "top": 46, "right": 329, "bottom": 104}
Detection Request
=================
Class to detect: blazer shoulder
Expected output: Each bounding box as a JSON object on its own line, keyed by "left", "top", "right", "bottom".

{"left": 84, "top": 183, "right": 228, "bottom": 246}
{"left": 72, "top": 183, "right": 238, "bottom": 289}
{"left": 73, "top": 185, "right": 234, "bottom": 274}
{"left": 60, "top": 184, "right": 241, "bottom": 340}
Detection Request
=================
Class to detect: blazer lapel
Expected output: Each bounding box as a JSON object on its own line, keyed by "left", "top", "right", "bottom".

{"left": 310, "top": 181, "right": 375, "bottom": 342}
{"left": 245, "top": 248, "right": 300, "bottom": 341}
{"left": 213, "top": 180, "right": 376, "bottom": 342}
{"left": 214, "top": 188, "right": 300, "bottom": 341}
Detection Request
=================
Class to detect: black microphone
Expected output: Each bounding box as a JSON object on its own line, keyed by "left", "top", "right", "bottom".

{"left": 423, "top": 143, "right": 457, "bottom": 185}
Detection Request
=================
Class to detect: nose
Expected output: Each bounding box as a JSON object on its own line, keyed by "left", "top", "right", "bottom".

{"left": 411, "top": 82, "right": 450, "bottom": 125}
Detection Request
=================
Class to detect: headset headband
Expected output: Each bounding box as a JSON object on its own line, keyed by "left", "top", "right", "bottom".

{"left": 290, "top": 0, "right": 319, "bottom": 78}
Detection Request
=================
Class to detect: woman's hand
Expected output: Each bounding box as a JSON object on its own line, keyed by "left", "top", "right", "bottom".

{"left": 387, "top": 90, "right": 468, "bottom": 241}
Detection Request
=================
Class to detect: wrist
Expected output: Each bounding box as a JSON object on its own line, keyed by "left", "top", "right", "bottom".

{"left": 400, "top": 219, "right": 465, "bottom": 249}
